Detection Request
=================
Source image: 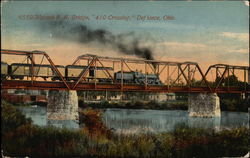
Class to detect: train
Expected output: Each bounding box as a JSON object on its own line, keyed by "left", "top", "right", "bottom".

{"left": 115, "top": 71, "right": 162, "bottom": 85}
{"left": 1, "top": 62, "right": 162, "bottom": 85}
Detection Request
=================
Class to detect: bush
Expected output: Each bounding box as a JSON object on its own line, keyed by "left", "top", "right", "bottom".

{"left": 1, "top": 101, "right": 249, "bottom": 157}
{"left": 220, "top": 99, "right": 249, "bottom": 112}
{"left": 1, "top": 100, "right": 32, "bottom": 133}
{"left": 79, "top": 108, "right": 113, "bottom": 138}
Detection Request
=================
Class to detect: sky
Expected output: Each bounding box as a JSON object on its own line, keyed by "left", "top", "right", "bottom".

{"left": 1, "top": 0, "right": 249, "bottom": 70}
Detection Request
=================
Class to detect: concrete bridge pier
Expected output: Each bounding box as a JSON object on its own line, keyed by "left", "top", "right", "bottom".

{"left": 47, "top": 90, "right": 79, "bottom": 128}
{"left": 188, "top": 93, "right": 221, "bottom": 117}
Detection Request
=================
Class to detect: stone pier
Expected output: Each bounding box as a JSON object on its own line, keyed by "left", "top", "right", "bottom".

{"left": 47, "top": 90, "right": 79, "bottom": 128}
{"left": 188, "top": 93, "right": 221, "bottom": 117}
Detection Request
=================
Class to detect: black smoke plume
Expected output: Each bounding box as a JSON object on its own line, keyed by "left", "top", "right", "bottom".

{"left": 39, "top": 20, "right": 155, "bottom": 66}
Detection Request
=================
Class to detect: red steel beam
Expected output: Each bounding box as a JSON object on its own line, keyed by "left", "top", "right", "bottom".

{"left": 43, "top": 54, "right": 70, "bottom": 90}
{"left": 177, "top": 64, "right": 190, "bottom": 85}
{"left": 195, "top": 64, "right": 212, "bottom": 92}
{"left": 96, "top": 58, "right": 116, "bottom": 83}
{"left": 73, "top": 57, "right": 97, "bottom": 89}
{"left": 1, "top": 80, "right": 248, "bottom": 93}
{"left": 172, "top": 65, "right": 188, "bottom": 85}
{"left": 122, "top": 60, "right": 133, "bottom": 72}
{"left": 1, "top": 49, "right": 45, "bottom": 55}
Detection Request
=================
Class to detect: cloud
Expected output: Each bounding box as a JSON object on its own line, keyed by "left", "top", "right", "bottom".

{"left": 156, "top": 41, "right": 249, "bottom": 66}
{"left": 159, "top": 42, "right": 207, "bottom": 48}
{"left": 219, "top": 32, "right": 249, "bottom": 42}
{"left": 217, "top": 52, "right": 248, "bottom": 65}
{"left": 156, "top": 41, "right": 215, "bottom": 62}
{"left": 228, "top": 48, "right": 249, "bottom": 54}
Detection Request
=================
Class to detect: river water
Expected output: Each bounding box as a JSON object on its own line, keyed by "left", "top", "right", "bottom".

{"left": 17, "top": 106, "right": 249, "bottom": 133}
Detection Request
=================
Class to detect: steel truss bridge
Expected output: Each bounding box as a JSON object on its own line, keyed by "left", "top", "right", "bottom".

{"left": 1, "top": 49, "right": 249, "bottom": 94}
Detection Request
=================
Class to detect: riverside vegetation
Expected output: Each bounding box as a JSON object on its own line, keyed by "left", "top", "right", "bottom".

{"left": 1, "top": 100, "right": 249, "bottom": 157}
{"left": 78, "top": 97, "right": 249, "bottom": 112}
{"left": 79, "top": 100, "right": 188, "bottom": 111}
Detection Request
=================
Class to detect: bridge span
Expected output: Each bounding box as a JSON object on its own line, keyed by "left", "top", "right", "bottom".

{"left": 1, "top": 49, "right": 249, "bottom": 93}
{"left": 1, "top": 49, "right": 249, "bottom": 118}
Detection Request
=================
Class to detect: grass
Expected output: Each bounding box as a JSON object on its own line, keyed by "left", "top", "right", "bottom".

{"left": 1, "top": 100, "right": 249, "bottom": 157}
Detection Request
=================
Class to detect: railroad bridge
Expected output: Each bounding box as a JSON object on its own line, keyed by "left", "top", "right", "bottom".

{"left": 1, "top": 49, "right": 249, "bottom": 120}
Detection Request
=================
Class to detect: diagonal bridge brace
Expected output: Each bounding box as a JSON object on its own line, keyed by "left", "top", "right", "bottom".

{"left": 73, "top": 57, "right": 97, "bottom": 89}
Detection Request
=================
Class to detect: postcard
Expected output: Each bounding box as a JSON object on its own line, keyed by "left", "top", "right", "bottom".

{"left": 1, "top": 1, "right": 249, "bottom": 157}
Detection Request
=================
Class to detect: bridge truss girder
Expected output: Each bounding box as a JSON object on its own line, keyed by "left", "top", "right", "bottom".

{"left": 201, "top": 64, "right": 249, "bottom": 93}
{"left": 1, "top": 49, "right": 70, "bottom": 89}
{"left": 1, "top": 49, "right": 249, "bottom": 93}
{"left": 71, "top": 54, "right": 212, "bottom": 91}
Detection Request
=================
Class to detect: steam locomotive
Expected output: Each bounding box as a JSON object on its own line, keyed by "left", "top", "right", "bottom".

{"left": 115, "top": 71, "right": 162, "bottom": 85}
{"left": 1, "top": 62, "right": 162, "bottom": 85}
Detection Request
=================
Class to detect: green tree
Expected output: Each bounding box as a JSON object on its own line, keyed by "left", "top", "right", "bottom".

{"left": 1, "top": 100, "right": 32, "bottom": 133}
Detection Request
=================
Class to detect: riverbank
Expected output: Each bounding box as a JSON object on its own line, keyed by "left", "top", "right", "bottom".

{"left": 79, "top": 100, "right": 188, "bottom": 110}
{"left": 79, "top": 99, "right": 249, "bottom": 112}
{"left": 2, "top": 100, "right": 249, "bottom": 157}
{"left": 5, "top": 95, "right": 249, "bottom": 112}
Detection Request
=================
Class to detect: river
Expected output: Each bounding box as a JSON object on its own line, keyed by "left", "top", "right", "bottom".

{"left": 17, "top": 106, "right": 249, "bottom": 133}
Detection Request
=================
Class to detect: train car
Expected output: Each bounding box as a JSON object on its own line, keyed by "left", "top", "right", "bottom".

{"left": 33, "top": 65, "right": 53, "bottom": 79}
{"left": 51, "top": 65, "right": 65, "bottom": 80}
{"left": 89, "top": 67, "right": 113, "bottom": 83}
{"left": 66, "top": 65, "right": 113, "bottom": 82}
{"left": 134, "top": 72, "right": 161, "bottom": 85}
{"left": 114, "top": 71, "right": 162, "bottom": 85}
{"left": 10, "top": 63, "right": 30, "bottom": 79}
{"left": 144, "top": 74, "right": 162, "bottom": 85}
{"left": 9, "top": 63, "right": 65, "bottom": 80}
{"left": 66, "top": 65, "right": 85, "bottom": 81}
{"left": 114, "top": 71, "right": 135, "bottom": 83}
{"left": 1, "top": 62, "right": 8, "bottom": 78}
{"left": 34, "top": 65, "right": 65, "bottom": 80}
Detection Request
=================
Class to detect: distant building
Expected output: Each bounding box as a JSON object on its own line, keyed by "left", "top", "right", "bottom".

{"left": 96, "top": 95, "right": 107, "bottom": 100}
{"left": 166, "top": 93, "right": 176, "bottom": 100}
{"left": 7, "top": 89, "right": 15, "bottom": 94}
{"left": 78, "top": 91, "right": 177, "bottom": 103}
{"left": 110, "top": 94, "right": 122, "bottom": 101}
{"left": 148, "top": 93, "right": 176, "bottom": 102}
{"left": 175, "top": 93, "right": 188, "bottom": 100}
{"left": 1, "top": 89, "right": 47, "bottom": 104}
{"left": 14, "top": 89, "right": 26, "bottom": 95}
{"left": 26, "top": 90, "right": 40, "bottom": 95}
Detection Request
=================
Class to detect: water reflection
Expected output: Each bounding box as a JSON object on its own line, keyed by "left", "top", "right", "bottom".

{"left": 103, "top": 108, "right": 248, "bottom": 134}
{"left": 220, "top": 112, "right": 249, "bottom": 129}
{"left": 47, "top": 119, "right": 79, "bottom": 129}
{"left": 187, "top": 117, "right": 221, "bottom": 131}
{"left": 17, "top": 106, "right": 79, "bottom": 129}
{"left": 17, "top": 106, "right": 248, "bottom": 133}
{"left": 17, "top": 106, "right": 47, "bottom": 126}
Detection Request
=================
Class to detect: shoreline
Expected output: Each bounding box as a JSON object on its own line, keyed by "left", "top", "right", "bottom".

{"left": 11, "top": 100, "right": 248, "bottom": 113}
